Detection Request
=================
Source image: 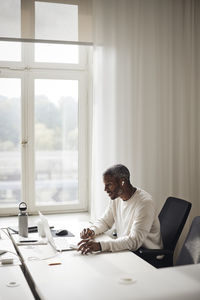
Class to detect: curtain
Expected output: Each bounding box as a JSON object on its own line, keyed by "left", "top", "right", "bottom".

{"left": 91, "top": 0, "right": 200, "bottom": 252}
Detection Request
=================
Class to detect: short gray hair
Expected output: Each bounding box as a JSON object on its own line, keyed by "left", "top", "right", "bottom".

{"left": 103, "top": 164, "right": 130, "bottom": 181}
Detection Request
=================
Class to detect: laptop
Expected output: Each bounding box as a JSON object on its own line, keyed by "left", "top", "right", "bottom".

{"left": 39, "top": 212, "right": 78, "bottom": 252}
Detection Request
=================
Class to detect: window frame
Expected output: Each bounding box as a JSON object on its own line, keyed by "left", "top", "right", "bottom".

{"left": 28, "top": 69, "right": 89, "bottom": 214}
{"left": 0, "top": 0, "right": 92, "bottom": 216}
{"left": 0, "top": 50, "right": 90, "bottom": 215}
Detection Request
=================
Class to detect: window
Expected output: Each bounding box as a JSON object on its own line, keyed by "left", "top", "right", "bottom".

{"left": 0, "top": 78, "right": 21, "bottom": 205}
{"left": 0, "top": 0, "right": 21, "bottom": 61}
{"left": 34, "top": 79, "right": 79, "bottom": 205}
{"left": 34, "top": 1, "right": 79, "bottom": 64}
{"left": 0, "top": 0, "right": 91, "bottom": 215}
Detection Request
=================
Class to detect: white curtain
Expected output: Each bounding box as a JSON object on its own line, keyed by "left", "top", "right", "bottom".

{"left": 91, "top": 0, "right": 200, "bottom": 250}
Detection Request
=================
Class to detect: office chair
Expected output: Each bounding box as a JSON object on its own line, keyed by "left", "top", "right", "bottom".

{"left": 175, "top": 216, "right": 200, "bottom": 266}
{"left": 134, "top": 196, "right": 192, "bottom": 268}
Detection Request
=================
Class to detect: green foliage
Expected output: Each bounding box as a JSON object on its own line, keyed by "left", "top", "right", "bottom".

{"left": 0, "top": 94, "right": 78, "bottom": 151}
{"left": 0, "top": 96, "right": 20, "bottom": 149}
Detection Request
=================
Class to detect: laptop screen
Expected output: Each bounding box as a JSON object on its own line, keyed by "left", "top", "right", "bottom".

{"left": 38, "top": 211, "right": 57, "bottom": 251}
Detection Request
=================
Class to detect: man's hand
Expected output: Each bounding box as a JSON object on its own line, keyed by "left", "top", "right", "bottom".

{"left": 77, "top": 239, "right": 101, "bottom": 255}
{"left": 80, "top": 228, "right": 95, "bottom": 239}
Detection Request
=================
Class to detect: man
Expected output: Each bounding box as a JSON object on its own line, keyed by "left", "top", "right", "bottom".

{"left": 78, "top": 164, "right": 163, "bottom": 254}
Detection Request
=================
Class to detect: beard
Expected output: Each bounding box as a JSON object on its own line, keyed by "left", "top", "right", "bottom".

{"left": 117, "top": 188, "right": 123, "bottom": 196}
{"left": 110, "top": 188, "right": 123, "bottom": 199}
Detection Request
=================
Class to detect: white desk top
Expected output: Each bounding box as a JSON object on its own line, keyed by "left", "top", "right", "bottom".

{"left": 2, "top": 213, "right": 200, "bottom": 300}
{"left": 0, "top": 229, "right": 21, "bottom": 266}
{"left": 0, "top": 229, "right": 34, "bottom": 299}
{"left": 25, "top": 258, "right": 200, "bottom": 300}
{"left": 19, "top": 249, "right": 156, "bottom": 300}
{"left": 11, "top": 228, "right": 198, "bottom": 300}
{"left": 0, "top": 265, "right": 35, "bottom": 300}
{"left": 10, "top": 216, "right": 155, "bottom": 300}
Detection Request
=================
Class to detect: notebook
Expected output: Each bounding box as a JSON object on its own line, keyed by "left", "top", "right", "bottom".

{"left": 39, "top": 212, "right": 78, "bottom": 252}
{"left": 8, "top": 225, "right": 54, "bottom": 234}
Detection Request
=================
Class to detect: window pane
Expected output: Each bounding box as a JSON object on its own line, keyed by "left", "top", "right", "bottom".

{"left": 35, "top": 2, "right": 78, "bottom": 63}
{"left": 0, "top": 0, "right": 21, "bottom": 37}
{"left": 0, "top": 42, "right": 21, "bottom": 61}
{"left": 0, "top": 0, "right": 21, "bottom": 61}
{"left": 35, "top": 2, "right": 78, "bottom": 41}
{"left": 0, "top": 79, "right": 21, "bottom": 206}
{"left": 35, "top": 79, "right": 78, "bottom": 204}
{"left": 35, "top": 43, "right": 79, "bottom": 64}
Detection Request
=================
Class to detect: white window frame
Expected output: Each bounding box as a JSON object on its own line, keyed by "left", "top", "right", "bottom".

{"left": 28, "top": 69, "right": 89, "bottom": 213}
{"left": 0, "top": 55, "right": 90, "bottom": 215}
{"left": 0, "top": 0, "right": 92, "bottom": 215}
{"left": 0, "top": 70, "right": 25, "bottom": 215}
{"left": 0, "top": 58, "right": 90, "bottom": 214}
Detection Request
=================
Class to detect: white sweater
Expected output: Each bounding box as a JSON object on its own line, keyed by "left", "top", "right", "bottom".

{"left": 90, "top": 188, "right": 163, "bottom": 252}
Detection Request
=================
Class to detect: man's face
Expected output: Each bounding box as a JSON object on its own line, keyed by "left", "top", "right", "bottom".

{"left": 103, "top": 175, "right": 121, "bottom": 200}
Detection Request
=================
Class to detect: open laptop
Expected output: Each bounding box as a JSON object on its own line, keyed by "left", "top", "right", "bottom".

{"left": 39, "top": 212, "right": 78, "bottom": 252}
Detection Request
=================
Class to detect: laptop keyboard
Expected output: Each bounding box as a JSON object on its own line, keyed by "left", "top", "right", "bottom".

{"left": 54, "top": 237, "right": 78, "bottom": 251}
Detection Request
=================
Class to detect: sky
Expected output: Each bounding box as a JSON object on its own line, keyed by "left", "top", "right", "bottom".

{"left": 0, "top": 78, "right": 78, "bottom": 103}
{"left": 0, "top": 78, "right": 21, "bottom": 98}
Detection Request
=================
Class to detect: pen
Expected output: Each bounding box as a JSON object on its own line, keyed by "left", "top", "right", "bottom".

{"left": 48, "top": 262, "right": 61, "bottom": 266}
{"left": 20, "top": 240, "right": 38, "bottom": 243}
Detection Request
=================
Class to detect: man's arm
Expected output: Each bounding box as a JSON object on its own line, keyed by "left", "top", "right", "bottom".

{"left": 87, "top": 200, "right": 115, "bottom": 236}
{"left": 77, "top": 202, "right": 155, "bottom": 254}
{"left": 100, "top": 201, "right": 156, "bottom": 252}
{"left": 78, "top": 201, "right": 115, "bottom": 254}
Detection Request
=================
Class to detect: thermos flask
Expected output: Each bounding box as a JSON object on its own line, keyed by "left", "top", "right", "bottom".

{"left": 18, "top": 202, "right": 28, "bottom": 237}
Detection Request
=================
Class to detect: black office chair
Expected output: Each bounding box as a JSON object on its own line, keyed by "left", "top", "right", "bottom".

{"left": 175, "top": 216, "right": 200, "bottom": 266}
{"left": 134, "top": 196, "right": 192, "bottom": 268}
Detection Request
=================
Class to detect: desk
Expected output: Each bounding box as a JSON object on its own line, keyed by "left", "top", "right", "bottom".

{"left": 10, "top": 216, "right": 154, "bottom": 300}
{"left": 0, "top": 228, "right": 21, "bottom": 266}
{"left": 0, "top": 265, "right": 35, "bottom": 300}
{"left": 34, "top": 263, "right": 199, "bottom": 300}
{"left": 2, "top": 214, "right": 200, "bottom": 300}
{"left": 14, "top": 247, "right": 155, "bottom": 300}
{"left": 0, "top": 229, "right": 34, "bottom": 300}
{"left": 12, "top": 232, "right": 200, "bottom": 300}
{"left": 12, "top": 242, "right": 200, "bottom": 300}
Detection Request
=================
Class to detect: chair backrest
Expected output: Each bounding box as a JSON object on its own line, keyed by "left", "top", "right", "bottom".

{"left": 159, "top": 197, "right": 192, "bottom": 250}
{"left": 175, "top": 216, "right": 200, "bottom": 266}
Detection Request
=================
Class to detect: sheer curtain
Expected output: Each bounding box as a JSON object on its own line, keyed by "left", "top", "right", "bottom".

{"left": 91, "top": 0, "right": 200, "bottom": 251}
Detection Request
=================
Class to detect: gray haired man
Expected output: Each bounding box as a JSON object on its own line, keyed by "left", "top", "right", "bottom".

{"left": 78, "top": 164, "right": 163, "bottom": 254}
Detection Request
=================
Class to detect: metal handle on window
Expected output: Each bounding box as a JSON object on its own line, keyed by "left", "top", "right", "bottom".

{"left": 21, "top": 140, "right": 28, "bottom": 146}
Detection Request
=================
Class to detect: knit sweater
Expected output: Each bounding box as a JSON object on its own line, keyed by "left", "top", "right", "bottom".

{"left": 90, "top": 188, "right": 163, "bottom": 252}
